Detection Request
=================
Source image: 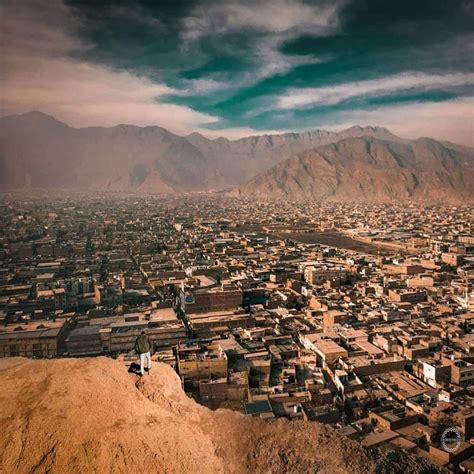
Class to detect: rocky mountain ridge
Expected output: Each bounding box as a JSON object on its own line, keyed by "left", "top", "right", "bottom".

{"left": 0, "top": 111, "right": 411, "bottom": 192}
{"left": 1, "top": 111, "right": 472, "bottom": 202}
{"left": 234, "top": 136, "right": 474, "bottom": 203}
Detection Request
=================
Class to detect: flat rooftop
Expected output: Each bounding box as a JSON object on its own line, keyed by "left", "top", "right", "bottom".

{"left": 0, "top": 319, "right": 66, "bottom": 334}
{"left": 186, "top": 310, "right": 243, "bottom": 320}
{"left": 315, "top": 339, "right": 347, "bottom": 355}
{"left": 149, "top": 308, "right": 178, "bottom": 323}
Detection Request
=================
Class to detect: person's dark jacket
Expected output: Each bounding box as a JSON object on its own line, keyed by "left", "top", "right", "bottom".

{"left": 135, "top": 334, "right": 151, "bottom": 354}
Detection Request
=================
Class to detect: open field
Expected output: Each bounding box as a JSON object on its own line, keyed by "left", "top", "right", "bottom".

{"left": 272, "top": 231, "right": 399, "bottom": 255}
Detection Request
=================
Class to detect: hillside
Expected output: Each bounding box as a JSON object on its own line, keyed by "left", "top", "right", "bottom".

{"left": 186, "top": 125, "right": 400, "bottom": 185}
{"left": 0, "top": 357, "right": 440, "bottom": 473}
{"left": 234, "top": 136, "right": 474, "bottom": 203}
{"left": 0, "top": 111, "right": 405, "bottom": 192}
{"left": 0, "top": 111, "right": 220, "bottom": 193}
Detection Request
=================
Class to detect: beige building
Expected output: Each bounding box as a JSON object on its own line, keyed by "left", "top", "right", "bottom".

{"left": 313, "top": 339, "right": 348, "bottom": 368}
{"left": 451, "top": 360, "right": 474, "bottom": 388}
{"left": 177, "top": 341, "right": 228, "bottom": 380}
{"left": 0, "top": 320, "right": 69, "bottom": 358}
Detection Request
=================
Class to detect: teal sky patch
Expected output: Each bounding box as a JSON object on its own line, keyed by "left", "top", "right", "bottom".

{"left": 48, "top": 0, "right": 474, "bottom": 133}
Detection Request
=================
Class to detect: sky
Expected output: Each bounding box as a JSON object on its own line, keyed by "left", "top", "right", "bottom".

{"left": 1, "top": 0, "right": 473, "bottom": 144}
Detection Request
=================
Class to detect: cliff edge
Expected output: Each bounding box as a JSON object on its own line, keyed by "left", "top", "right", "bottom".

{"left": 0, "top": 357, "right": 440, "bottom": 473}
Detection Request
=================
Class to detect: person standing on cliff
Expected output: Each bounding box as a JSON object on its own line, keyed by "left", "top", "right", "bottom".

{"left": 134, "top": 330, "right": 152, "bottom": 376}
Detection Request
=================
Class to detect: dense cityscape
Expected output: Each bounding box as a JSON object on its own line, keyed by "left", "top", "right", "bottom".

{"left": 1, "top": 193, "right": 473, "bottom": 469}
{"left": 1, "top": 0, "right": 474, "bottom": 471}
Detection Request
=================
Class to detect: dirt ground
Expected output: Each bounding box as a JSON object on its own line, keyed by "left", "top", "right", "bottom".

{"left": 273, "top": 231, "right": 397, "bottom": 255}
{"left": 0, "top": 357, "right": 440, "bottom": 473}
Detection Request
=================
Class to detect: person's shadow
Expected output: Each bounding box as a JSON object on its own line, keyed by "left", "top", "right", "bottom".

{"left": 128, "top": 362, "right": 141, "bottom": 375}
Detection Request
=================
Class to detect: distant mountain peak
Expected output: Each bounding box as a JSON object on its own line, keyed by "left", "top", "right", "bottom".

{"left": 114, "top": 123, "right": 141, "bottom": 130}
{"left": 341, "top": 125, "right": 398, "bottom": 138}
{"left": 2, "top": 110, "right": 69, "bottom": 129}
{"left": 186, "top": 131, "right": 213, "bottom": 144}
{"left": 22, "top": 110, "right": 59, "bottom": 120}
{"left": 186, "top": 132, "right": 207, "bottom": 140}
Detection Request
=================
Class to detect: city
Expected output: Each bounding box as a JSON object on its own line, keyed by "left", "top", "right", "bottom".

{"left": 1, "top": 193, "right": 473, "bottom": 469}
{"left": 2, "top": 0, "right": 473, "bottom": 471}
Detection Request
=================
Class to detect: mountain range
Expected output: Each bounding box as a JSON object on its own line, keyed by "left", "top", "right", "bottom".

{"left": 234, "top": 136, "right": 474, "bottom": 203}
{"left": 1, "top": 111, "right": 473, "bottom": 202}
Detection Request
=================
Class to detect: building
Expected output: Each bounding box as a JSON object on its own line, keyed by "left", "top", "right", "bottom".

{"left": 179, "top": 284, "right": 243, "bottom": 314}
{"left": 313, "top": 339, "right": 348, "bottom": 368}
{"left": 388, "top": 289, "right": 426, "bottom": 303}
{"left": 304, "top": 264, "right": 347, "bottom": 285}
{"left": 0, "top": 319, "right": 70, "bottom": 358}
{"left": 323, "top": 310, "right": 348, "bottom": 330}
{"left": 177, "top": 341, "right": 228, "bottom": 380}
{"left": 451, "top": 360, "right": 474, "bottom": 388}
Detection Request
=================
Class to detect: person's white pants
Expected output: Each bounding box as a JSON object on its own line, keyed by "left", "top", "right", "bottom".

{"left": 139, "top": 352, "right": 151, "bottom": 375}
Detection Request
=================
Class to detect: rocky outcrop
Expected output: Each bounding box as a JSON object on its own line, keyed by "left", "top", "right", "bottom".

{"left": 0, "top": 357, "right": 441, "bottom": 473}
